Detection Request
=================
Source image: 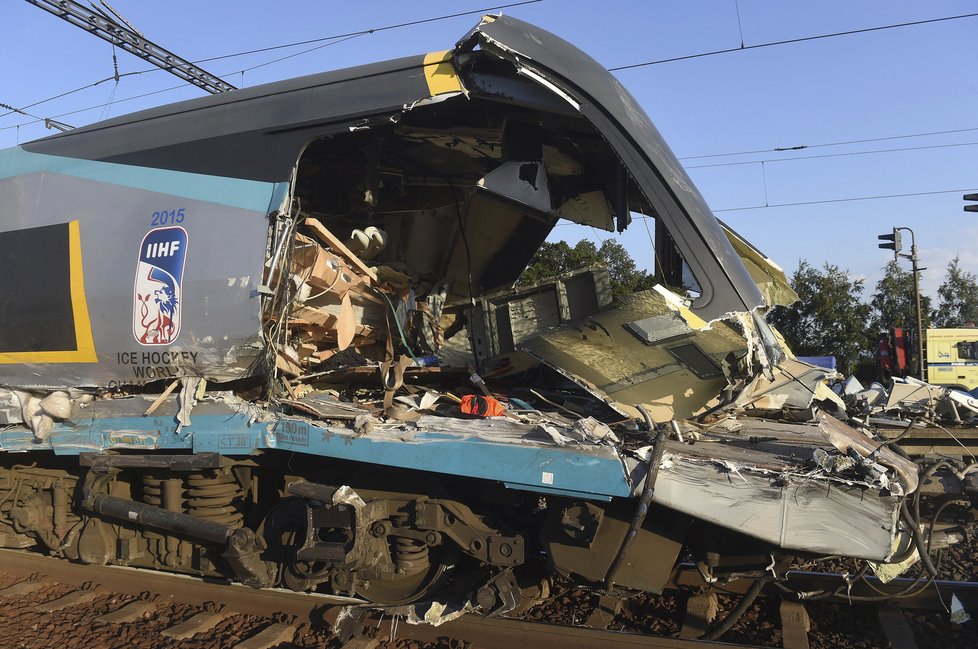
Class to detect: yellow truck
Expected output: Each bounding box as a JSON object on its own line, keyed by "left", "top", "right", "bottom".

{"left": 925, "top": 328, "right": 978, "bottom": 391}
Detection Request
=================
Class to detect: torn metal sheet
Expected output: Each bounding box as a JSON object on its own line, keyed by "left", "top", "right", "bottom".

{"left": 843, "top": 373, "right": 978, "bottom": 427}
{"left": 867, "top": 541, "right": 918, "bottom": 583}
{"left": 634, "top": 416, "right": 909, "bottom": 560}
{"left": 0, "top": 388, "right": 21, "bottom": 425}
{"left": 3, "top": 381, "right": 914, "bottom": 584}
{"left": 878, "top": 377, "right": 978, "bottom": 425}
{"left": 519, "top": 287, "right": 748, "bottom": 422}
{"left": 885, "top": 377, "right": 945, "bottom": 413}
{"left": 815, "top": 411, "right": 918, "bottom": 493}
{"left": 720, "top": 221, "right": 799, "bottom": 308}
{"left": 0, "top": 163, "right": 276, "bottom": 388}
{"left": 2, "top": 15, "right": 789, "bottom": 396}
{"left": 458, "top": 266, "right": 614, "bottom": 363}
{"left": 0, "top": 394, "right": 634, "bottom": 500}
{"left": 840, "top": 375, "right": 865, "bottom": 395}
{"left": 731, "top": 358, "right": 844, "bottom": 412}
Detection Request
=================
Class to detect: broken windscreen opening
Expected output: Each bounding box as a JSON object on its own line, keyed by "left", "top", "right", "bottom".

{"left": 256, "top": 18, "right": 790, "bottom": 421}
{"left": 282, "top": 79, "right": 703, "bottom": 287}
{"left": 286, "top": 86, "right": 637, "bottom": 307}
{"left": 627, "top": 200, "right": 703, "bottom": 300}
{"left": 455, "top": 15, "right": 766, "bottom": 323}
{"left": 270, "top": 91, "right": 619, "bottom": 372}
{"left": 266, "top": 82, "right": 761, "bottom": 421}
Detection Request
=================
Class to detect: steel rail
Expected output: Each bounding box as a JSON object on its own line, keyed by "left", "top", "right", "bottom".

{"left": 390, "top": 615, "right": 764, "bottom": 649}
{"left": 0, "top": 547, "right": 351, "bottom": 624}
{"left": 3, "top": 548, "right": 976, "bottom": 647}
{"left": 0, "top": 548, "right": 765, "bottom": 649}
{"left": 670, "top": 565, "right": 978, "bottom": 612}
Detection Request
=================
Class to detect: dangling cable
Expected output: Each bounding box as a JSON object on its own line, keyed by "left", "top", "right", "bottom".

{"left": 445, "top": 178, "right": 475, "bottom": 309}
{"left": 699, "top": 579, "right": 765, "bottom": 641}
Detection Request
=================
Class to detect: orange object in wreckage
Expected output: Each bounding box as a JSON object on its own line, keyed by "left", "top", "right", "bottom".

{"left": 459, "top": 394, "right": 507, "bottom": 417}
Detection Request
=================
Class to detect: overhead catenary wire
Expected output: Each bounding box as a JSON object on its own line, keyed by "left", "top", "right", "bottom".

{"left": 712, "top": 187, "right": 978, "bottom": 213}
{"left": 607, "top": 11, "right": 978, "bottom": 72}
{"left": 678, "top": 125, "right": 978, "bottom": 161}
{"left": 0, "top": 82, "right": 189, "bottom": 133}
{"left": 0, "top": 101, "right": 43, "bottom": 121}
{"left": 684, "top": 140, "right": 978, "bottom": 170}
{"left": 196, "top": 0, "right": 543, "bottom": 66}
{"left": 235, "top": 33, "right": 365, "bottom": 78}
{"left": 552, "top": 186, "right": 978, "bottom": 226}
{"left": 0, "top": 74, "right": 141, "bottom": 120}
{"left": 1, "top": 0, "right": 543, "bottom": 121}
{"left": 733, "top": 0, "right": 746, "bottom": 48}
{"left": 1, "top": 5, "right": 971, "bottom": 133}
{"left": 620, "top": 187, "right": 978, "bottom": 215}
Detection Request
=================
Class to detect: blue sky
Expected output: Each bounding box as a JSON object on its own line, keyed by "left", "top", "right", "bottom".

{"left": 3, "top": 0, "right": 977, "bottom": 299}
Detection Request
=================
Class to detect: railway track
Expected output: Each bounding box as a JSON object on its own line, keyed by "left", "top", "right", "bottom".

{"left": 1, "top": 549, "right": 971, "bottom": 649}
{"left": 0, "top": 547, "right": 758, "bottom": 649}
{"left": 669, "top": 564, "right": 978, "bottom": 612}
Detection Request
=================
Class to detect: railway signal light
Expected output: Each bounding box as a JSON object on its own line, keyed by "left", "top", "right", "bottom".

{"left": 878, "top": 228, "right": 902, "bottom": 258}
{"left": 877, "top": 226, "right": 925, "bottom": 379}
{"left": 965, "top": 193, "right": 978, "bottom": 213}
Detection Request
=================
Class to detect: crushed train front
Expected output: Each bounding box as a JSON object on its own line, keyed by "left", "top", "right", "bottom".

{"left": 0, "top": 14, "right": 942, "bottom": 614}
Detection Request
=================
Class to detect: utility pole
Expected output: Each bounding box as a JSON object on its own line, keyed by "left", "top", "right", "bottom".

{"left": 25, "top": 0, "right": 236, "bottom": 94}
{"left": 878, "top": 227, "right": 925, "bottom": 380}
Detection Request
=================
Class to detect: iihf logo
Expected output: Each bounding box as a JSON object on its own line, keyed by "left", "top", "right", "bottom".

{"left": 133, "top": 226, "right": 188, "bottom": 345}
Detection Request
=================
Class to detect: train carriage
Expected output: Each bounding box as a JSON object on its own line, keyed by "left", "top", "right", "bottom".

{"left": 0, "top": 15, "right": 924, "bottom": 612}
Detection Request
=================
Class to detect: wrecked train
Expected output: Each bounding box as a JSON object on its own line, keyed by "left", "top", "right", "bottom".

{"left": 0, "top": 15, "right": 935, "bottom": 613}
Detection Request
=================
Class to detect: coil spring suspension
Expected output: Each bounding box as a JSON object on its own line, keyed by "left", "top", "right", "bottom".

{"left": 141, "top": 475, "right": 166, "bottom": 506}
{"left": 185, "top": 472, "right": 244, "bottom": 528}
{"left": 141, "top": 474, "right": 188, "bottom": 566}
{"left": 142, "top": 472, "right": 244, "bottom": 527}
{"left": 393, "top": 536, "right": 429, "bottom": 575}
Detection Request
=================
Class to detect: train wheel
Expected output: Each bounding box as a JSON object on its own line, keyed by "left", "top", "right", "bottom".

{"left": 260, "top": 497, "right": 455, "bottom": 602}
{"left": 259, "top": 497, "right": 329, "bottom": 592}
{"left": 352, "top": 544, "right": 455, "bottom": 605}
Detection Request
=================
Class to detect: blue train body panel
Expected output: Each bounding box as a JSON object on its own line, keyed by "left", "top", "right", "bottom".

{"left": 0, "top": 397, "right": 632, "bottom": 501}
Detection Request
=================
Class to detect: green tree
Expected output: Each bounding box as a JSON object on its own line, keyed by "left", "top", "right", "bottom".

{"left": 870, "top": 259, "right": 932, "bottom": 333}
{"left": 519, "top": 240, "right": 598, "bottom": 284}
{"left": 767, "top": 260, "right": 872, "bottom": 374}
{"left": 869, "top": 259, "right": 932, "bottom": 377}
{"left": 519, "top": 239, "right": 654, "bottom": 301}
{"left": 932, "top": 256, "right": 978, "bottom": 327}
